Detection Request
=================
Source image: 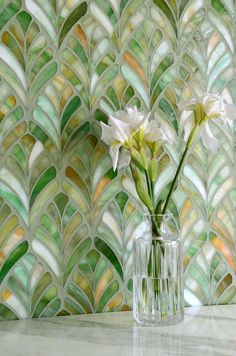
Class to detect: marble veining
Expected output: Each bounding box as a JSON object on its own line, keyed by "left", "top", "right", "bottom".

{"left": 0, "top": 305, "right": 236, "bottom": 356}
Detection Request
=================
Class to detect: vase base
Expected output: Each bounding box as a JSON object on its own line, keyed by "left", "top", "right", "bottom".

{"left": 133, "top": 311, "right": 184, "bottom": 327}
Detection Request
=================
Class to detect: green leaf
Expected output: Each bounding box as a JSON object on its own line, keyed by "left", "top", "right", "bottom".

{"left": 32, "top": 272, "right": 52, "bottom": 310}
{"left": 33, "top": 287, "right": 59, "bottom": 318}
{"left": 17, "top": 10, "right": 32, "bottom": 33}
{"left": 0, "top": 241, "right": 28, "bottom": 284}
{"left": 67, "top": 283, "right": 92, "bottom": 313}
{"left": 153, "top": 0, "right": 177, "bottom": 34}
{"left": 212, "top": 0, "right": 228, "bottom": 15}
{"left": 0, "top": 304, "right": 18, "bottom": 320}
{"left": 65, "top": 121, "right": 90, "bottom": 150}
{"left": 115, "top": 192, "right": 128, "bottom": 213}
{"left": 96, "top": 280, "right": 119, "bottom": 312}
{"left": 159, "top": 98, "right": 178, "bottom": 133}
{"left": 0, "top": 1, "right": 21, "bottom": 31}
{"left": 39, "top": 298, "right": 61, "bottom": 318}
{"left": 95, "top": 237, "right": 123, "bottom": 279}
{"left": 61, "top": 96, "right": 81, "bottom": 132}
{"left": 30, "top": 62, "right": 57, "bottom": 99}
{"left": 54, "top": 192, "right": 69, "bottom": 216}
{"left": 59, "top": 2, "right": 88, "bottom": 46}
{"left": 30, "top": 167, "right": 57, "bottom": 208}
{"left": 64, "top": 238, "right": 92, "bottom": 282}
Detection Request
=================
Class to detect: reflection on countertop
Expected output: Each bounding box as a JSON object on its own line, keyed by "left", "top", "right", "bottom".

{"left": 0, "top": 305, "right": 236, "bottom": 356}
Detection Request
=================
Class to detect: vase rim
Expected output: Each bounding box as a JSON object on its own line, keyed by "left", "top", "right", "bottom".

{"left": 143, "top": 213, "right": 173, "bottom": 217}
{"left": 135, "top": 235, "right": 179, "bottom": 243}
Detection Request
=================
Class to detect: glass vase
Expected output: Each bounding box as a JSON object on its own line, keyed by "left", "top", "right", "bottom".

{"left": 133, "top": 214, "right": 184, "bottom": 326}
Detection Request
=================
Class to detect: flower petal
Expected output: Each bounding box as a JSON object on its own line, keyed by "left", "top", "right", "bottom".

{"left": 139, "top": 112, "right": 150, "bottom": 130}
{"left": 201, "top": 122, "right": 219, "bottom": 153}
{"left": 144, "top": 120, "right": 163, "bottom": 142}
{"left": 180, "top": 111, "right": 195, "bottom": 141}
{"left": 109, "top": 143, "right": 121, "bottom": 171}
{"left": 101, "top": 122, "right": 115, "bottom": 145}
{"left": 112, "top": 107, "right": 145, "bottom": 130}
{"left": 118, "top": 148, "right": 131, "bottom": 169}
{"left": 159, "top": 120, "right": 177, "bottom": 144}
{"left": 108, "top": 116, "right": 131, "bottom": 143}
{"left": 184, "top": 119, "right": 194, "bottom": 142}
{"left": 144, "top": 120, "right": 176, "bottom": 144}
{"left": 112, "top": 110, "right": 130, "bottom": 123}
{"left": 126, "top": 107, "right": 144, "bottom": 126}
{"left": 178, "top": 98, "right": 198, "bottom": 111}
{"left": 203, "top": 93, "right": 223, "bottom": 115}
{"left": 144, "top": 120, "right": 161, "bottom": 142}
{"left": 225, "top": 104, "right": 236, "bottom": 121}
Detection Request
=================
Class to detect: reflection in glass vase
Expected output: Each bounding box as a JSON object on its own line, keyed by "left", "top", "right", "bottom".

{"left": 133, "top": 214, "right": 184, "bottom": 326}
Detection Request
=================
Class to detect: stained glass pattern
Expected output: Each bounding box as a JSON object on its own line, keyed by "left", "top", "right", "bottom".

{"left": 0, "top": 0, "right": 235, "bottom": 320}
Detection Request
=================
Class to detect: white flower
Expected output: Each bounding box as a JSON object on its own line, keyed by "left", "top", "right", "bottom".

{"left": 111, "top": 107, "right": 148, "bottom": 130}
{"left": 101, "top": 107, "right": 148, "bottom": 170}
{"left": 179, "top": 93, "right": 236, "bottom": 152}
{"left": 101, "top": 107, "right": 175, "bottom": 171}
{"left": 144, "top": 120, "right": 176, "bottom": 144}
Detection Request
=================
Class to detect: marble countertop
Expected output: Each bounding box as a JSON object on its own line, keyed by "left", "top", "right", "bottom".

{"left": 0, "top": 305, "right": 236, "bottom": 356}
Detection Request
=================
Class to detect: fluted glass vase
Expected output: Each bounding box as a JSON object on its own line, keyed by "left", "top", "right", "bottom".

{"left": 133, "top": 214, "right": 184, "bottom": 326}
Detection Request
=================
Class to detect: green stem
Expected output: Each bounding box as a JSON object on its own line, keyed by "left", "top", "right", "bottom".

{"left": 144, "top": 170, "right": 160, "bottom": 236}
{"left": 161, "top": 146, "right": 188, "bottom": 215}
{"left": 162, "top": 126, "right": 197, "bottom": 215}
{"left": 144, "top": 125, "right": 198, "bottom": 318}
{"left": 144, "top": 170, "right": 153, "bottom": 204}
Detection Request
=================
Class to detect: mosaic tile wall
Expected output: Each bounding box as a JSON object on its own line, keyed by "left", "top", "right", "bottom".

{"left": 0, "top": 0, "right": 235, "bottom": 320}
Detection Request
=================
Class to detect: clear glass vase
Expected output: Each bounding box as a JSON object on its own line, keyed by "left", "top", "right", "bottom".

{"left": 133, "top": 214, "right": 184, "bottom": 326}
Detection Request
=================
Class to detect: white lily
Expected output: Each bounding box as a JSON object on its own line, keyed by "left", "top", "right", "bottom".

{"left": 144, "top": 119, "right": 176, "bottom": 144}
{"left": 101, "top": 107, "right": 175, "bottom": 170}
{"left": 101, "top": 107, "right": 148, "bottom": 170}
{"left": 179, "top": 93, "right": 236, "bottom": 152}
{"left": 111, "top": 106, "right": 148, "bottom": 129}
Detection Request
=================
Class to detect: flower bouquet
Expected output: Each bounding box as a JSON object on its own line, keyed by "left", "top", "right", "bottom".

{"left": 100, "top": 94, "right": 236, "bottom": 325}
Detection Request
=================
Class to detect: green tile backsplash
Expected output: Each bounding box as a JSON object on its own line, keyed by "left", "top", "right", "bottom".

{"left": 0, "top": 0, "right": 235, "bottom": 320}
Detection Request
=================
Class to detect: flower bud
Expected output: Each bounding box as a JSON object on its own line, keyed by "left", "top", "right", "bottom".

{"left": 130, "top": 163, "right": 153, "bottom": 211}
{"left": 140, "top": 147, "right": 149, "bottom": 170}
{"left": 149, "top": 159, "right": 158, "bottom": 182}
{"left": 130, "top": 147, "right": 148, "bottom": 170}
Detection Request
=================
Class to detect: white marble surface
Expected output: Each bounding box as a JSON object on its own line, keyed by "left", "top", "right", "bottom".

{"left": 0, "top": 305, "right": 236, "bottom": 355}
